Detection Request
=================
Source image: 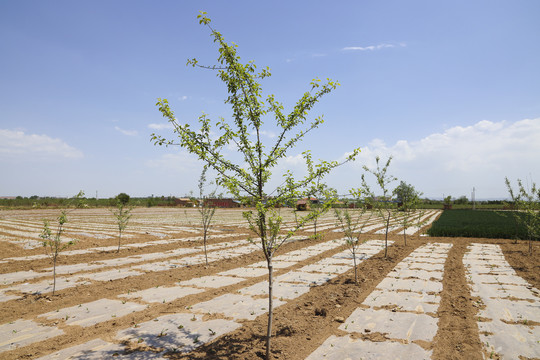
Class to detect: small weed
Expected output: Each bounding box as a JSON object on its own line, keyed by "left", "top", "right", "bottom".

{"left": 191, "top": 315, "right": 197, "bottom": 321}
{"left": 178, "top": 324, "right": 184, "bottom": 329}
{"left": 193, "top": 336, "right": 200, "bottom": 343}
{"left": 209, "top": 328, "right": 216, "bottom": 336}
{"left": 157, "top": 328, "right": 168, "bottom": 337}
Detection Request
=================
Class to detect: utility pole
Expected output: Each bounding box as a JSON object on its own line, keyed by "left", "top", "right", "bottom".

{"left": 472, "top": 187, "right": 476, "bottom": 210}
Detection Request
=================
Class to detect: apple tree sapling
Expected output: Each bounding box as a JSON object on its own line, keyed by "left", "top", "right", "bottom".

{"left": 504, "top": 177, "right": 524, "bottom": 244}
{"left": 39, "top": 191, "right": 86, "bottom": 296}
{"left": 151, "top": 12, "right": 360, "bottom": 359}
{"left": 393, "top": 181, "right": 422, "bottom": 246}
{"left": 505, "top": 177, "right": 539, "bottom": 255}
{"left": 111, "top": 192, "right": 132, "bottom": 253}
{"left": 361, "top": 156, "right": 397, "bottom": 258}
{"left": 304, "top": 150, "right": 338, "bottom": 240}
{"left": 334, "top": 189, "right": 372, "bottom": 284}
{"left": 198, "top": 166, "right": 217, "bottom": 265}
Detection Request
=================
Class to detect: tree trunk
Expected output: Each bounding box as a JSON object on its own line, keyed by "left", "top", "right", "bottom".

{"left": 384, "top": 213, "right": 390, "bottom": 258}
{"left": 403, "top": 228, "right": 407, "bottom": 246}
{"left": 352, "top": 249, "right": 358, "bottom": 284}
{"left": 52, "top": 257, "right": 57, "bottom": 295}
{"left": 117, "top": 231, "right": 121, "bottom": 253}
{"left": 203, "top": 227, "right": 208, "bottom": 265}
{"left": 266, "top": 261, "right": 274, "bottom": 360}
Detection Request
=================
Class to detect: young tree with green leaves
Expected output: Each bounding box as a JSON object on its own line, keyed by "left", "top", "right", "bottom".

{"left": 334, "top": 189, "right": 372, "bottom": 284}
{"left": 198, "top": 166, "right": 217, "bottom": 265}
{"left": 504, "top": 177, "right": 523, "bottom": 243}
{"left": 111, "top": 193, "right": 132, "bottom": 253}
{"left": 151, "top": 12, "right": 360, "bottom": 359}
{"left": 361, "top": 156, "right": 397, "bottom": 258}
{"left": 414, "top": 206, "right": 428, "bottom": 240}
{"left": 505, "top": 177, "right": 539, "bottom": 254}
{"left": 393, "top": 181, "right": 422, "bottom": 246}
{"left": 443, "top": 195, "right": 453, "bottom": 210}
{"left": 304, "top": 151, "right": 338, "bottom": 240}
{"left": 40, "top": 191, "right": 86, "bottom": 296}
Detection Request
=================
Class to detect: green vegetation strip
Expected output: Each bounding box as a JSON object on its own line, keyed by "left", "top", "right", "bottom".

{"left": 427, "top": 210, "right": 537, "bottom": 240}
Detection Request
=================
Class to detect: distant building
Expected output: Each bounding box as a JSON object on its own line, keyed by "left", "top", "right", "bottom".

{"left": 296, "top": 197, "right": 318, "bottom": 211}
{"left": 174, "top": 198, "right": 197, "bottom": 207}
{"left": 204, "top": 198, "right": 242, "bottom": 208}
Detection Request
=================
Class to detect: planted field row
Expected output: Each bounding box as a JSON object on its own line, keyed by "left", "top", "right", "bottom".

{"left": 463, "top": 243, "right": 540, "bottom": 359}
{"left": 0, "top": 209, "right": 440, "bottom": 255}
{"left": 4, "top": 207, "right": 510, "bottom": 360}
{"left": 0, "top": 237, "right": 388, "bottom": 358}
{"left": 307, "top": 243, "right": 452, "bottom": 359}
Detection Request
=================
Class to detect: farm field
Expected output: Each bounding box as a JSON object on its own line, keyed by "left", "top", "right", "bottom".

{"left": 0, "top": 208, "right": 538, "bottom": 359}
{"left": 427, "top": 210, "right": 535, "bottom": 240}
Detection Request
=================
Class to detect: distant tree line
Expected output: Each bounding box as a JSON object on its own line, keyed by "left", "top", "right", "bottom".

{"left": 0, "top": 195, "right": 193, "bottom": 208}
{"left": 0, "top": 194, "right": 509, "bottom": 209}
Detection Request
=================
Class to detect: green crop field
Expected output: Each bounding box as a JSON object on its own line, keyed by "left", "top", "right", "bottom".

{"left": 427, "top": 210, "right": 537, "bottom": 240}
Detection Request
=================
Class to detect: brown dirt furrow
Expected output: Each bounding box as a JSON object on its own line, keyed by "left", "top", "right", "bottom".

{"left": 500, "top": 241, "right": 540, "bottom": 289}
{"left": 432, "top": 241, "right": 483, "bottom": 360}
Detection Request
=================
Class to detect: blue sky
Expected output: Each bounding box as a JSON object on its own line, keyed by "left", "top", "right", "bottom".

{"left": 1, "top": 1, "right": 539, "bottom": 199}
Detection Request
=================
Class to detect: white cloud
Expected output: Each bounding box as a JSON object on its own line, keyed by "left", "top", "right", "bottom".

{"left": 114, "top": 126, "right": 138, "bottom": 136}
{"left": 342, "top": 43, "right": 406, "bottom": 51}
{"left": 145, "top": 150, "right": 200, "bottom": 173}
{"left": 347, "top": 118, "right": 540, "bottom": 198}
{"left": 180, "top": 95, "right": 188, "bottom": 101}
{"left": 148, "top": 123, "right": 174, "bottom": 130}
{"left": 284, "top": 153, "right": 304, "bottom": 165}
{"left": 0, "top": 129, "right": 83, "bottom": 161}
{"left": 251, "top": 130, "right": 276, "bottom": 139}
